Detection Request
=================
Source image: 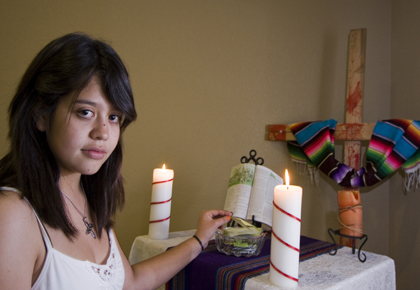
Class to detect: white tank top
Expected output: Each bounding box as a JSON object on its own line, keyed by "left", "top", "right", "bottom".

{"left": 0, "top": 187, "right": 125, "bottom": 290}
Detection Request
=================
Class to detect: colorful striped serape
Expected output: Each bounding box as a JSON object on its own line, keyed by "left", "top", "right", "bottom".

{"left": 287, "top": 119, "right": 420, "bottom": 190}
{"left": 166, "top": 234, "right": 338, "bottom": 290}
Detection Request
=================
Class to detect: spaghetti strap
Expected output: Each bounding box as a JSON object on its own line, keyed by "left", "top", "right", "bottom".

{"left": 0, "top": 186, "right": 53, "bottom": 249}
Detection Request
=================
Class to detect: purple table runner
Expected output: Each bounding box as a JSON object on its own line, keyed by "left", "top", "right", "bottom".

{"left": 166, "top": 234, "right": 339, "bottom": 290}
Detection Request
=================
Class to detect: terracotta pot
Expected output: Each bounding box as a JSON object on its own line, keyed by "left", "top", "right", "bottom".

{"left": 337, "top": 189, "right": 363, "bottom": 237}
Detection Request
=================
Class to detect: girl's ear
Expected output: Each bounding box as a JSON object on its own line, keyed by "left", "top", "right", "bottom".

{"left": 35, "top": 111, "right": 48, "bottom": 132}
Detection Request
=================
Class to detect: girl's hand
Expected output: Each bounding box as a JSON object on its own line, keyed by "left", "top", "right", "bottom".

{"left": 194, "top": 210, "right": 232, "bottom": 249}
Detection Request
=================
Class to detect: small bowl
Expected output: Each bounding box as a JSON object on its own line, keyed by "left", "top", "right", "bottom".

{"left": 215, "top": 227, "right": 267, "bottom": 257}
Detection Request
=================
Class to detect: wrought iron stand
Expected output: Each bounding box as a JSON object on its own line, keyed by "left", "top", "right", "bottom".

{"left": 327, "top": 228, "right": 368, "bottom": 262}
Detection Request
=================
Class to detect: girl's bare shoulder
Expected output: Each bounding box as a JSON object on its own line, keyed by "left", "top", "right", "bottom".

{"left": 0, "top": 189, "right": 42, "bottom": 240}
{"left": 0, "top": 189, "right": 35, "bottom": 223}
{"left": 0, "top": 189, "right": 45, "bottom": 288}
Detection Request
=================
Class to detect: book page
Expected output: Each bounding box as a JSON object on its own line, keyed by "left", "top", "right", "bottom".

{"left": 246, "top": 165, "right": 283, "bottom": 227}
{"left": 223, "top": 163, "right": 255, "bottom": 219}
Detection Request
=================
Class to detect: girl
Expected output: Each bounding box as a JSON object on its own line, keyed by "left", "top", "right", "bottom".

{"left": 0, "top": 32, "right": 231, "bottom": 290}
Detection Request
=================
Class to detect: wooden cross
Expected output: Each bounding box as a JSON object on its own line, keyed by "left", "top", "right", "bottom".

{"left": 267, "top": 29, "right": 370, "bottom": 247}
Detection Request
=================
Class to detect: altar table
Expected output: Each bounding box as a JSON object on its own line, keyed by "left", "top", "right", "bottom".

{"left": 129, "top": 230, "right": 395, "bottom": 290}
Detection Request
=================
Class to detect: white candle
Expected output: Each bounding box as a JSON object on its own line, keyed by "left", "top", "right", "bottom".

{"left": 148, "top": 164, "right": 174, "bottom": 240}
{"left": 269, "top": 169, "right": 302, "bottom": 288}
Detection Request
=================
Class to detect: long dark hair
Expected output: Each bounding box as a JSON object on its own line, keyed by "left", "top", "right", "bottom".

{"left": 0, "top": 32, "right": 137, "bottom": 239}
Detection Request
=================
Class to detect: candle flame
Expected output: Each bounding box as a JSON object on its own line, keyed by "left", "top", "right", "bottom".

{"left": 162, "top": 164, "right": 166, "bottom": 170}
{"left": 285, "top": 169, "right": 289, "bottom": 188}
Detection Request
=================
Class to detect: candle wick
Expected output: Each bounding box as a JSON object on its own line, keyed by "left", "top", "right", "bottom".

{"left": 287, "top": 186, "right": 289, "bottom": 190}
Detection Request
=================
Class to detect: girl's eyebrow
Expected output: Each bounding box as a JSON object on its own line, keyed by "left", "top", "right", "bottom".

{"left": 74, "top": 100, "right": 97, "bottom": 106}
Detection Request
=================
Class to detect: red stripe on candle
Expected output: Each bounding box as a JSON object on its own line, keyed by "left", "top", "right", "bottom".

{"left": 273, "top": 201, "right": 301, "bottom": 222}
{"left": 152, "top": 178, "right": 174, "bottom": 185}
{"left": 149, "top": 216, "right": 171, "bottom": 223}
{"left": 270, "top": 260, "right": 298, "bottom": 282}
{"left": 151, "top": 198, "right": 172, "bottom": 205}
{"left": 272, "top": 230, "right": 300, "bottom": 252}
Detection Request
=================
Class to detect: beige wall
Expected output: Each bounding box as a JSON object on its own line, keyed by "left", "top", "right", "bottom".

{"left": 6, "top": 0, "right": 417, "bottom": 286}
{"left": 390, "top": 1, "right": 420, "bottom": 289}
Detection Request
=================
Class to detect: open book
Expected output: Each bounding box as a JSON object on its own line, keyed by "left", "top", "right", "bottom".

{"left": 223, "top": 163, "right": 284, "bottom": 227}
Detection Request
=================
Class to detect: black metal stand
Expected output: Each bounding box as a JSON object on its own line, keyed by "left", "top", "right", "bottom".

{"left": 226, "top": 149, "right": 264, "bottom": 228}
{"left": 252, "top": 215, "right": 262, "bottom": 227}
{"left": 241, "top": 149, "right": 264, "bottom": 166}
{"left": 327, "top": 228, "right": 368, "bottom": 262}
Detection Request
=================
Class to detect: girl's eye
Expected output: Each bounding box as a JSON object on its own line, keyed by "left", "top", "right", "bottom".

{"left": 109, "top": 114, "right": 121, "bottom": 123}
{"left": 78, "top": 110, "right": 94, "bottom": 118}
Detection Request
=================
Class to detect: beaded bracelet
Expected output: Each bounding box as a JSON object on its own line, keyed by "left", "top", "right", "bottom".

{"left": 192, "top": 235, "right": 204, "bottom": 251}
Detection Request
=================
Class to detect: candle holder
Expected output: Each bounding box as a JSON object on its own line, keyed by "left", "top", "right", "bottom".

{"left": 327, "top": 228, "right": 368, "bottom": 262}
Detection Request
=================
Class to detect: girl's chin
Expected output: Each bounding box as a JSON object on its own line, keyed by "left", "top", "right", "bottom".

{"left": 81, "top": 166, "right": 104, "bottom": 175}
{"left": 58, "top": 162, "right": 106, "bottom": 177}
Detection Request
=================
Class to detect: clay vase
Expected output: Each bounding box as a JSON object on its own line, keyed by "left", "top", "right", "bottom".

{"left": 337, "top": 189, "right": 363, "bottom": 237}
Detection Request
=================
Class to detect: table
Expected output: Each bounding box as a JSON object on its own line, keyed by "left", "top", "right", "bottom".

{"left": 129, "top": 230, "right": 395, "bottom": 290}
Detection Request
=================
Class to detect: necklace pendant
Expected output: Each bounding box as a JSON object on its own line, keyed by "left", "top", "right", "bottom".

{"left": 83, "top": 217, "right": 97, "bottom": 239}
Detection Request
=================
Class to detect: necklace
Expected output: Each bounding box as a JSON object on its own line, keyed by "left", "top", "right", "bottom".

{"left": 60, "top": 190, "right": 97, "bottom": 239}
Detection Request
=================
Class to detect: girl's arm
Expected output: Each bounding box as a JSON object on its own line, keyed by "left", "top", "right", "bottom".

{"left": 0, "top": 191, "right": 45, "bottom": 290}
{"left": 117, "top": 209, "right": 232, "bottom": 290}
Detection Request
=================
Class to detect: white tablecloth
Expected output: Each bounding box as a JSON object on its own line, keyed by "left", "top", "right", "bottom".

{"left": 129, "top": 229, "right": 196, "bottom": 264}
{"left": 129, "top": 230, "right": 396, "bottom": 290}
{"left": 245, "top": 247, "right": 395, "bottom": 290}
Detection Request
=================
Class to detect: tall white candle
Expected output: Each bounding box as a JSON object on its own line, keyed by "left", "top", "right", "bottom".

{"left": 269, "top": 169, "right": 302, "bottom": 288}
{"left": 148, "top": 164, "right": 174, "bottom": 240}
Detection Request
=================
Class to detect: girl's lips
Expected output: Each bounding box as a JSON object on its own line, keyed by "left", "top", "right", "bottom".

{"left": 82, "top": 148, "right": 106, "bottom": 159}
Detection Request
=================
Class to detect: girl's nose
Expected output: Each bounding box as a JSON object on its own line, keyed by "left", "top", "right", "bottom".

{"left": 91, "top": 120, "right": 109, "bottom": 140}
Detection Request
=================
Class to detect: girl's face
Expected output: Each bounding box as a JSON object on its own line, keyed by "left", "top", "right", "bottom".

{"left": 37, "top": 75, "right": 121, "bottom": 179}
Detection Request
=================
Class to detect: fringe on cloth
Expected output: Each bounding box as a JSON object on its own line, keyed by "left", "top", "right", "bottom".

{"left": 403, "top": 166, "right": 420, "bottom": 192}
{"left": 292, "top": 160, "right": 320, "bottom": 186}
{"left": 403, "top": 150, "right": 420, "bottom": 192}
